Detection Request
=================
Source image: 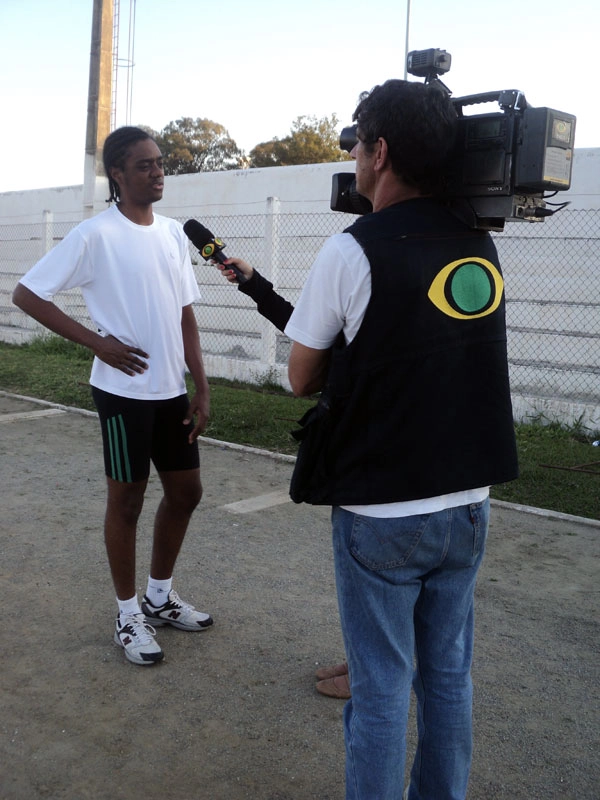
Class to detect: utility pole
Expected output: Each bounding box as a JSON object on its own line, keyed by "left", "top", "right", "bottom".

{"left": 83, "top": 0, "right": 113, "bottom": 218}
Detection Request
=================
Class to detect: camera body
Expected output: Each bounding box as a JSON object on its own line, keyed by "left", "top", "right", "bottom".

{"left": 331, "top": 49, "right": 576, "bottom": 231}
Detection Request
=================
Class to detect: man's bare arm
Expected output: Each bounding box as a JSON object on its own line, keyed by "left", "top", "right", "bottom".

{"left": 288, "top": 341, "right": 331, "bottom": 397}
{"left": 12, "top": 283, "right": 149, "bottom": 376}
{"left": 181, "top": 304, "right": 210, "bottom": 441}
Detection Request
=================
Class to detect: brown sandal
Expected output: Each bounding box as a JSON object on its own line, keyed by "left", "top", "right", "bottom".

{"left": 315, "top": 662, "right": 348, "bottom": 681}
{"left": 316, "top": 673, "right": 351, "bottom": 699}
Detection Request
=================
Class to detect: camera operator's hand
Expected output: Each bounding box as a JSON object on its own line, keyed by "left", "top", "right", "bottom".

{"left": 217, "top": 258, "right": 254, "bottom": 285}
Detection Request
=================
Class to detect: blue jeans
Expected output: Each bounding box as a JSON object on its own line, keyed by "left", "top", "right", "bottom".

{"left": 332, "top": 498, "right": 490, "bottom": 800}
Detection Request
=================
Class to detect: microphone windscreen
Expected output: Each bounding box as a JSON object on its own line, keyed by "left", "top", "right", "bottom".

{"left": 183, "top": 219, "right": 213, "bottom": 249}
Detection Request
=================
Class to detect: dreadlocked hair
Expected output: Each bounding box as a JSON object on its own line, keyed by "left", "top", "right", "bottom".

{"left": 102, "top": 126, "right": 153, "bottom": 203}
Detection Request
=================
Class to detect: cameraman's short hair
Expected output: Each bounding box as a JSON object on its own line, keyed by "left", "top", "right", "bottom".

{"left": 353, "top": 79, "right": 457, "bottom": 195}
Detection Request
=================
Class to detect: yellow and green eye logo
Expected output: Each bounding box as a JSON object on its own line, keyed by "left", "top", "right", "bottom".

{"left": 427, "top": 257, "right": 504, "bottom": 320}
{"left": 201, "top": 243, "right": 215, "bottom": 259}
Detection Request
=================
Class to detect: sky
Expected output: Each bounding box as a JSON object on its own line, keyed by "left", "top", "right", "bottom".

{"left": 1, "top": 0, "right": 598, "bottom": 192}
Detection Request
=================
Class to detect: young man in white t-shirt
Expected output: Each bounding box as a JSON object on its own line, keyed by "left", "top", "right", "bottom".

{"left": 13, "top": 127, "right": 213, "bottom": 666}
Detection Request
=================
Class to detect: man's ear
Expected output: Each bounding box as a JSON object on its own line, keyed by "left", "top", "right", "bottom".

{"left": 374, "top": 138, "right": 389, "bottom": 172}
{"left": 108, "top": 166, "right": 122, "bottom": 196}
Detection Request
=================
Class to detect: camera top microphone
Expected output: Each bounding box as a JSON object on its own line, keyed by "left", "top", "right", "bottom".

{"left": 183, "top": 219, "right": 248, "bottom": 284}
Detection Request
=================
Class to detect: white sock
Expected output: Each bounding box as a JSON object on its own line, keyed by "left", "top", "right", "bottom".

{"left": 146, "top": 576, "right": 172, "bottom": 607}
{"left": 117, "top": 595, "right": 141, "bottom": 621}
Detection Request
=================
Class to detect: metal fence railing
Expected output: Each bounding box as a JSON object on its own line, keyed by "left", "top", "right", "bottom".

{"left": 495, "top": 209, "right": 599, "bottom": 405}
{"left": 1, "top": 206, "right": 599, "bottom": 411}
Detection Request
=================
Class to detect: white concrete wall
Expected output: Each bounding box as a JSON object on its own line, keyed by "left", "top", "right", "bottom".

{"left": 2, "top": 149, "right": 598, "bottom": 222}
{"left": 157, "top": 161, "right": 350, "bottom": 218}
{"left": 0, "top": 184, "right": 85, "bottom": 224}
{"left": 0, "top": 161, "right": 350, "bottom": 224}
{"left": 563, "top": 149, "right": 600, "bottom": 209}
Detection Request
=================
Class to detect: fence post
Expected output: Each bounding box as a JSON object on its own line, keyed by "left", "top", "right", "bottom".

{"left": 260, "top": 197, "right": 281, "bottom": 371}
{"left": 42, "top": 210, "right": 53, "bottom": 257}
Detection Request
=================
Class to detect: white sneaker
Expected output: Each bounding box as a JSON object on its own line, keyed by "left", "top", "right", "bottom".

{"left": 141, "top": 589, "right": 214, "bottom": 631}
{"left": 114, "top": 613, "right": 164, "bottom": 665}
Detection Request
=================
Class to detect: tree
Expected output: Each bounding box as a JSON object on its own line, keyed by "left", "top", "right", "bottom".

{"left": 247, "top": 140, "right": 281, "bottom": 168}
{"left": 248, "top": 114, "right": 352, "bottom": 168}
{"left": 151, "top": 117, "right": 245, "bottom": 174}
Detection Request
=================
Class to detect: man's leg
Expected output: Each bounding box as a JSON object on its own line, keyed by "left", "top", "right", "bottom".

{"left": 407, "top": 499, "right": 490, "bottom": 800}
{"left": 92, "top": 387, "right": 169, "bottom": 664}
{"left": 104, "top": 476, "right": 147, "bottom": 600}
{"left": 141, "top": 467, "right": 213, "bottom": 631}
{"left": 150, "top": 468, "right": 202, "bottom": 580}
{"left": 332, "top": 507, "right": 423, "bottom": 800}
{"left": 92, "top": 387, "right": 152, "bottom": 601}
{"left": 105, "top": 476, "right": 164, "bottom": 665}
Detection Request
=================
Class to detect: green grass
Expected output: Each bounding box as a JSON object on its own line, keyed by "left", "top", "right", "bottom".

{"left": 0, "top": 336, "right": 97, "bottom": 409}
{"left": 1, "top": 337, "right": 598, "bottom": 519}
{"left": 0, "top": 337, "right": 314, "bottom": 456}
{"left": 492, "top": 423, "right": 599, "bottom": 519}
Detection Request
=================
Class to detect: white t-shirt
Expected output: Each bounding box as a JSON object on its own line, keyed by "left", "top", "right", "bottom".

{"left": 20, "top": 205, "right": 201, "bottom": 400}
{"left": 284, "top": 232, "right": 489, "bottom": 518}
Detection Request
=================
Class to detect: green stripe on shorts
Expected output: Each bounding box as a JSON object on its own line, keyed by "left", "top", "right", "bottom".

{"left": 107, "top": 414, "right": 132, "bottom": 483}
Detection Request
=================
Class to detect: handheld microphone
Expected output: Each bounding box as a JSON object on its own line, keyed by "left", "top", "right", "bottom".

{"left": 183, "top": 219, "right": 248, "bottom": 284}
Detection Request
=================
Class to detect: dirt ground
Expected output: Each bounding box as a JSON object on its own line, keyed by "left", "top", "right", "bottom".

{"left": 0, "top": 391, "right": 598, "bottom": 800}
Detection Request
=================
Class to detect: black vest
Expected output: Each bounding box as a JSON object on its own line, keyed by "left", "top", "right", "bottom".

{"left": 290, "top": 198, "right": 519, "bottom": 505}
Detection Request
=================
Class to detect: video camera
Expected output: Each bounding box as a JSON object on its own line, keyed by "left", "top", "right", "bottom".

{"left": 331, "top": 48, "right": 576, "bottom": 231}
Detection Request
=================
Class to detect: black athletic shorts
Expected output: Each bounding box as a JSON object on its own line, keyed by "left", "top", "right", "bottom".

{"left": 92, "top": 387, "right": 200, "bottom": 483}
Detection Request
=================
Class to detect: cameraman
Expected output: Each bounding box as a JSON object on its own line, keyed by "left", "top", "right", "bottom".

{"left": 226, "top": 79, "right": 518, "bottom": 800}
